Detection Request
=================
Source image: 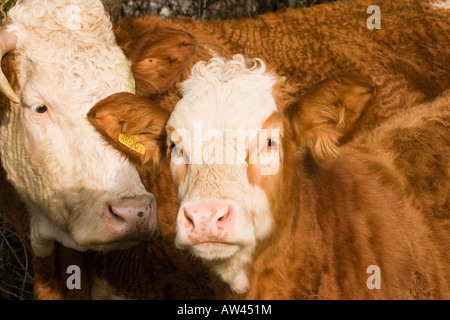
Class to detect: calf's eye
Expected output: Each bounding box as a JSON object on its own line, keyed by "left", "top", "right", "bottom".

{"left": 170, "top": 142, "right": 182, "bottom": 157}
{"left": 267, "top": 139, "right": 277, "bottom": 149}
{"left": 35, "top": 105, "right": 48, "bottom": 114}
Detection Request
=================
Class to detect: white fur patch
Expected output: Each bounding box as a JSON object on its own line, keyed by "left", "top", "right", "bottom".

{"left": 431, "top": 0, "right": 450, "bottom": 9}
{"left": 0, "top": 0, "right": 150, "bottom": 256}
{"left": 169, "top": 55, "right": 278, "bottom": 292}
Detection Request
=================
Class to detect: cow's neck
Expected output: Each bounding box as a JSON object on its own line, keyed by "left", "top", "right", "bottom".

{"left": 139, "top": 164, "right": 179, "bottom": 237}
{"left": 233, "top": 153, "right": 325, "bottom": 299}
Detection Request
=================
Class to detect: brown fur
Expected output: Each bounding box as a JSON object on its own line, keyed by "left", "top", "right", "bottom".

{"left": 115, "top": 27, "right": 197, "bottom": 95}
{"left": 232, "top": 83, "right": 450, "bottom": 300}
{"left": 247, "top": 111, "right": 284, "bottom": 206}
{"left": 292, "top": 76, "right": 377, "bottom": 160}
{"left": 114, "top": 0, "right": 449, "bottom": 124}
{"left": 88, "top": 74, "right": 450, "bottom": 299}
{"left": 87, "top": 92, "right": 170, "bottom": 174}
{"left": 359, "top": 91, "right": 450, "bottom": 266}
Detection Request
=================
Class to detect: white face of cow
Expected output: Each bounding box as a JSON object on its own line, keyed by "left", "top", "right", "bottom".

{"left": 167, "top": 55, "right": 283, "bottom": 291}
{"left": 0, "top": 0, "right": 156, "bottom": 257}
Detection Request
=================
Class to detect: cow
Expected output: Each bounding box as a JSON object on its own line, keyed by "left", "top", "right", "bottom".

{"left": 0, "top": 0, "right": 158, "bottom": 258}
{"left": 89, "top": 55, "right": 450, "bottom": 299}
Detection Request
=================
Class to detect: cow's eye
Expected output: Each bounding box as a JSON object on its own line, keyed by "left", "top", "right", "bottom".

{"left": 267, "top": 139, "right": 278, "bottom": 149}
{"left": 35, "top": 105, "right": 48, "bottom": 114}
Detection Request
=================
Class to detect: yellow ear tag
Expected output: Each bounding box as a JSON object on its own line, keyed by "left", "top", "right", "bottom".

{"left": 118, "top": 133, "right": 146, "bottom": 155}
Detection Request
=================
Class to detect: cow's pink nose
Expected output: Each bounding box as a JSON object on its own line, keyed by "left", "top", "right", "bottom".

{"left": 180, "top": 200, "right": 236, "bottom": 244}
{"left": 104, "top": 196, "right": 157, "bottom": 239}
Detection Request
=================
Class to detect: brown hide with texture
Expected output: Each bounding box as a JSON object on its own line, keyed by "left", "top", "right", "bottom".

{"left": 87, "top": 75, "right": 450, "bottom": 299}
{"left": 114, "top": 0, "right": 449, "bottom": 128}
{"left": 87, "top": 93, "right": 170, "bottom": 173}
{"left": 225, "top": 86, "right": 450, "bottom": 299}
{"left": 360, "top": 92, "right": 450, "bottom": 269}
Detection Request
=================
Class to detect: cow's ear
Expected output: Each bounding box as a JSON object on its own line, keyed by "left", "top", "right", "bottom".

{"left": 87, "top": 92, "right": 170, "bottom": 173}
{"left": 287, "top": 75, "right": 376, "bottom": 161}
{"left": 115, "top": 22, "right": 197, "bottom": 96}
{"left": 0, "top": 53, "right": 20, "bottom": 112}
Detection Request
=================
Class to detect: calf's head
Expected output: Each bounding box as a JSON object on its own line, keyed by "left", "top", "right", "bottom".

{"left": 167, "top": 56, "right": 375, "bottom": 291}
{"left": 89, "top": 55, "right": 375, "bottom": 292}
{"left": 0, "top": 0, "right": 156, "bottom": 257}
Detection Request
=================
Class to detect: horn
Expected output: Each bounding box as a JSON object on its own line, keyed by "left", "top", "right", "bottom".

{"left": 0, "top": 29, "right": 19, "bottom": 104}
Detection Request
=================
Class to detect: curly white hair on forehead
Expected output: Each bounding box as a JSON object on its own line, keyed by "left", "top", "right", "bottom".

{"left": 4, "top": 0, "right": 134, "bottom": 108}
{"left": 183, "top": 54, "right": 267, "bottom": 88}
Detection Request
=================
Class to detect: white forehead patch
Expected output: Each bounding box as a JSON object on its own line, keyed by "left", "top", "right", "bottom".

{"left": 7, "top": 0, "right": 135, "bottom": 116}
{"left": 431, "top": 0, "right": 450, "bottom": 9}
{"left": 168, "top": 55, "right": 278, "bottom": 133}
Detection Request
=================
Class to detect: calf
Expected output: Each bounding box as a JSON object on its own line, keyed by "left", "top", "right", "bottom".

{"left": 90, "top": 55, "right": 450, "bottom": 299}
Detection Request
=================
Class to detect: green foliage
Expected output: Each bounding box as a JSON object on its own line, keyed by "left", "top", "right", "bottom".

{"left": 0, "top": 0, "right": 16, "bottom": 22}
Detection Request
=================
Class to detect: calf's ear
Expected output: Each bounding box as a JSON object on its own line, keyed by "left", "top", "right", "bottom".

{"left": 115, "top": 22, "right": 197, "bottom": 96}
{"left": 287, "top": 75, "right": 376, "bottom": 161}
{"left": 87, "top": 92, "right": 169, "bottom": 173}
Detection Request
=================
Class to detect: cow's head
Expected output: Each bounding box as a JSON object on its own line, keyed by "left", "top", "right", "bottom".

{"left": 166, "top": 56, "right": 376, "bottom": 290}
{"left": 88, "top": 55, "right": 376, "bottom": 292}
{"left": 0, "top": 0, "right": 157, "bottom": 257}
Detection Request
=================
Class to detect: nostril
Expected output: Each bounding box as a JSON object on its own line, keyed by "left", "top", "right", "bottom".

{"left": 218, "top": 211, "right": 229, "bottom": 222}
{"left": 184, "top": 209, "right": 195, "bottom": 228}
{"left": 103, "top": 195, "right": 158, "bottom": 239}
{"left": 108, "top": 204, "right": 126, "bottom": 223}
{"left": 218, "top": 205, "right": 233, "bottom": 222}
{"left": 186, "top": 215, "right": 194, "bottom": 227}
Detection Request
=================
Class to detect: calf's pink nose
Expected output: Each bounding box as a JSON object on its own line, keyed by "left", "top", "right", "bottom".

{"left": 180, "top": 200, "right": 236, "bottom": 243}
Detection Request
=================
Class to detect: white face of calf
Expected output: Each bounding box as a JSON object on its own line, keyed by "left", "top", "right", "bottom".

{"left": 167, "top": 56, "right": 282, "bottom": 291}
{"left": 0, "top": 0, "right": 155, "bottom": 257}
